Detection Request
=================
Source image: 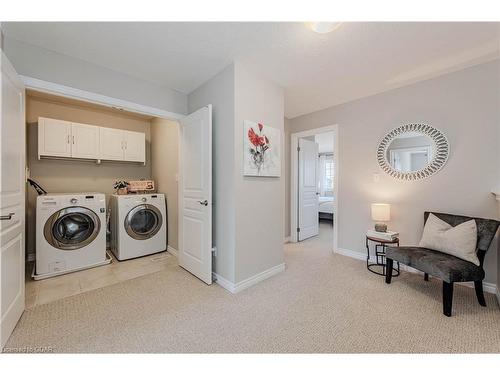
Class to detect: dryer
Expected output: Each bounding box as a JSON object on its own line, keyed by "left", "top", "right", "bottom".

{"left": 35, "top": 193, "right": 109, "bottom": 279}
{"left": 109, "top": 193, "right": 167, "bottom": 260}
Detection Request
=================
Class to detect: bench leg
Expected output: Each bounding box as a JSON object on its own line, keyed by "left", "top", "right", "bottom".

{"left": 424, "top": 273, "right": 429, "bottom": 281}
{"left": 443, "top": 281, "right": 454, "bottom": 317}
{"left": 385, "top": 258, "right": 393, "bottom": 284}
{"left": 474, "top": 280, "right": 486, "bottom": 307}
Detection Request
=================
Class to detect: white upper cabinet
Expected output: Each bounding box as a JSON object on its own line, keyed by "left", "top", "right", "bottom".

{"left": 99, "top": 127, "right": 126, "bottom": 161}
{"left": 99, "top": 127, "right": 146, "bottom": 163}
{"left": 71, "top": 123, "right": 100, "bottom": 159}
{"left": 38, "top": 117, "right": 72, "bottom": 158}
{"left": 38, "top": 117, "right": 146, "bottom": 164}
{"left": 123, "top": 130, "right": 146, "bottom": 163}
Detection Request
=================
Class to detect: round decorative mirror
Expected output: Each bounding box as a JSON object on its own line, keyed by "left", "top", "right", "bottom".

{"left": 377, "top": 123, "right": 450, "bottom": 181}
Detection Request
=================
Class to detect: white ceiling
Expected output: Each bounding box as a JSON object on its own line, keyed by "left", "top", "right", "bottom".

{"left": 3, "top": 22, "right": 499, "bottom": 118}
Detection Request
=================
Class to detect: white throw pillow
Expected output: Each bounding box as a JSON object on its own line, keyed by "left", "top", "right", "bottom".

{"left": 419, "top": 213, "right": 479, "bottom": 265}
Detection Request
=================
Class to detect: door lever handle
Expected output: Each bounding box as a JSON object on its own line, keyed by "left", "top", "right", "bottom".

{"left": 198, "top": 200, "right": 208, "bottom": 206}
{"left": 0, "top": 212, "right": 15, "bottom": 220}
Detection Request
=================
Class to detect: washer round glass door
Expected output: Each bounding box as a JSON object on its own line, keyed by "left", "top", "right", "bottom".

{"left": 44, "top": 207, "right": 101, "bottom": 250}
{"left": 124, "top": 204, "right": 162, "bottom": 240}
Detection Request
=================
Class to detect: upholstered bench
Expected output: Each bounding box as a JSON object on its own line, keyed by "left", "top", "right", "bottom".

{"left": 385, "top": 212, "right": 499, "bottom": 317}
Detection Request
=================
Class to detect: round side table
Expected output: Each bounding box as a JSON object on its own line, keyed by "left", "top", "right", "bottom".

{"left": 366, "top": 236, "right": 400, "bottom": 277}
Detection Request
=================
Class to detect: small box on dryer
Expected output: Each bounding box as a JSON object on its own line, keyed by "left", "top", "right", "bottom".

{"left": 128, "top": 180, "right": 155, "bottom": 193}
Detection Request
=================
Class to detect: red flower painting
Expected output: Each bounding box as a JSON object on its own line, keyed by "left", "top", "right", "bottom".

{"left": 248, "top": 127, "right": 265, "bottom": 147}
{"left": 247, "top": 122, "right": 270, "bottom": 173}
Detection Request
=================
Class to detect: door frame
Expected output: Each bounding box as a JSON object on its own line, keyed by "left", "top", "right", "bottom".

{"left": 19, "top": 76, "right": 213, "bottom": 278}
{"left": 20, "top": 75, "right": 184, "bottom": 120}
{"left": 21, "top": 75, "right": 182, "bottom": 247}
{"left": 290, "top": 124, "right": 339, "bottom": 252}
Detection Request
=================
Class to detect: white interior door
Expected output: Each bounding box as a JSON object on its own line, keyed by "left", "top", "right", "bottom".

{"left": 1, "top": 52, "right": 25, "bottom": 348}
{"left": 71, "top": 123, "right": 99, "bottom": 159}
{"left": 178, "top": 105, "right": 212, "bottom": 284}
{"left": 298, "top": 138, "right": 319, "bottom": 241}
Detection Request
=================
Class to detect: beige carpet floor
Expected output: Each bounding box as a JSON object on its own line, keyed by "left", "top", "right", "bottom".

{"left": 5, "top": 223, "right": 500, "bottom": 353}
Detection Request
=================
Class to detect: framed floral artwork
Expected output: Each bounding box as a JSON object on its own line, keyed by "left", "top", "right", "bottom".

{"left": 243, "top": 120, "right": 281, "bottom": 177}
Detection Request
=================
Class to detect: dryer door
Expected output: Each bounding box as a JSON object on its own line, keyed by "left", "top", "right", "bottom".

{"left": 44, "top": 207, "right": 101, "bottom": 250}
{"left": 124, "top": 204, "right": 162, "bottom": 240}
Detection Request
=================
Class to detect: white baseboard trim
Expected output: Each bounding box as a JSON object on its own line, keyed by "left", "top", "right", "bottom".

{"left": 334, "top": 247, "right": 366, "bottom": 262}
{"left": 213, "top": 262, "right": 286, "bottom": 294}
{"left": 335, "top": 247, "right": 498, "bottom": 296}
{"left": 483, "top": 282, "right": 497, "bottom": 295}
{"left": 284, "top": 236, "right": 291, "bottom": 244}
{"left": 212, "top": 272, "right": 235, "bottom": 293}
{"left": 234, "top": 263, "right": 286, "bottom": 293}
{"left": 459, "top": 281, "right": 497, "bottom": 295}
{"left": 167, "top": 245, "right": 178, "bottom": 257}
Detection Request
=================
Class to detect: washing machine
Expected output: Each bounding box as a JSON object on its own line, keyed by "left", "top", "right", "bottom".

{"left": 109, "top": 193, "right": 167, "bottom": 260}
{"left": 35, "top": 193, "right": 109, "bottom": 280}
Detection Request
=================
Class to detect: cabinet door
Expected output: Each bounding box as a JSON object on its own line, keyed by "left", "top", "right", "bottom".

{"left": 38, "top": 117, "right": 72, "bottom": 158}
{"left": 71, "top": 123, "right": 99, "bottom": 159}
{"left": 123, "top": 130, "right": 146, "bottom": 163}
{"left": 99, "top": 127, "right": 124, "bottom": 161}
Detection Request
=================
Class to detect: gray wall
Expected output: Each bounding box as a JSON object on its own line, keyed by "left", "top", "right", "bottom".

{"left": 188, "top": 62, "right": 285, "bottom": 285}
{"left": 233, "top": 62, "right": 285, "bottom": 283}
{"left": 4, "top": 36, "right": 187, "bottom": 115}
{"left": 188, "top": 64, "right": 236, "bottom": 283}
{"left": 288, "top": 61, "right": 500, "bottom": 284}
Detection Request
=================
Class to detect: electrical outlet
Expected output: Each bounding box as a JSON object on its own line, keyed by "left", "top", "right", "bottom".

{"left": 212, "top": 247, "right": 217, "bottom": 257}
{"left": 373, "top": 173, "right": 380, "bottom": 183}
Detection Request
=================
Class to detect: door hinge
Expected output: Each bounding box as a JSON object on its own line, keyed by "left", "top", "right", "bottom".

{"left": 212, "top": 247, "right": 217, "bottom": 257}
{"left": 297, "top": 146, "right": 300, "bottom": 151}
{"left": 296, "top": 227, "right": 300, "bottom": 233}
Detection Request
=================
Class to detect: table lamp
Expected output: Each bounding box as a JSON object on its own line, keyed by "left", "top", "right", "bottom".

{"left": 371, "top": 203, "right": 390, "bottom": 232}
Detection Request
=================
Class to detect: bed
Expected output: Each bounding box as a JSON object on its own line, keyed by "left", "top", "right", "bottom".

{"left": 318, "top": 196, "right": 334, "bottom": 222}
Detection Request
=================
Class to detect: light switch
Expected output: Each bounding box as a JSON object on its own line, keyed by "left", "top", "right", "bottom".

{"left": 373, "top": 173, "right": 380, "bottom": 183}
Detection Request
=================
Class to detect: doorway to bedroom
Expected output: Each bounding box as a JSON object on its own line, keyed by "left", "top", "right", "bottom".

{"left": 290, "top": 125, "right": 338, "bottom": 251}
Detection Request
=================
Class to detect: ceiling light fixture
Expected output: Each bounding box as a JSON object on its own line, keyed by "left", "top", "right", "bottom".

{"left": 308, "top": 22, "right": 343, "bottom": 34}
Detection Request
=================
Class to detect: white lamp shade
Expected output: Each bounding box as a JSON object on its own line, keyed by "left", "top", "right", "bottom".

{"left": 371, "top": 203, "right": 391, "bottom": 222}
